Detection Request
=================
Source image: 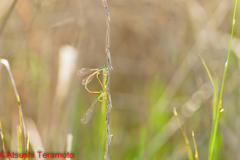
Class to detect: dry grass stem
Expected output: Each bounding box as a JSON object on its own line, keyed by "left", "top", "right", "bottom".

{"left": 101, "top": 0, "right": 113, "bottom": 159}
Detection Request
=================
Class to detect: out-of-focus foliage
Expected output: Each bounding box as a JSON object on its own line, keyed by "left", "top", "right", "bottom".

{"left": 0, "top": 0, "right": 240, "bottom": 159}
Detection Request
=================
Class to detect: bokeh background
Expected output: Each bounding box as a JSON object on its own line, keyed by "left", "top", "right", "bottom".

{"left": 0, "top": 0, "right": 240, "bottom": 159}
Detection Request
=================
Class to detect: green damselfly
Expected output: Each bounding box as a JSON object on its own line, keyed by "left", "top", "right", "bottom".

{"left": 77, "top": 66, "right": 107, "bottom": 124}
{"left": 77, "top": 65, "right": 107, "bottom": 94}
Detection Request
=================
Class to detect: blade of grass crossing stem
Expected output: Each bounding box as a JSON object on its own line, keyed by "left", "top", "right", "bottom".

{"left": 0, "top": 121, "right": 8, "bottom": 160}
{"left": 208, "top": 0, "right": 238, "bottom": 159}
{"left": 173, "top": 108, "right": 193, "bottom": 160}
{"left": 192, "top": 131, "right": 199, "bottom": 160}
{"left": 26, "top": 132, "right": 29, "bottom": 160}
{"left": 99, "top": 70, "right": 107, "bottom": 159}
{"left": 200, "top": 55, "right": 221, "bottom": 159}
{"left": 200, "top": 56, "right": 218, "bottom": 157}
{"left": 17, "top": 126, "right": 22, "bottom": 160}
{"left": 199, "top": 56, "right": 218, "bottom": 120}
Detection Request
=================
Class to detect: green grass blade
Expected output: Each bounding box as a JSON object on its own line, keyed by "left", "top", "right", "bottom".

{"left": 199, "top": 56, "right": 218, "bottom": 120}
{"left": 173, "top": 108, "right": 194, "bottom": 160}
{"left": 0, "top": 59, "right": 26, "bottom": 151}
{"left": 17, "top": 95, "right": 24, "bottom": 159}
{"left": 192, "top": 131, "right": 199, "bottom": 160}
{"left": 17, "top": 126, "right": 22, "bottom": 160}
{"left": 26, "top": 132, "right": 29, "bottom": 160}
{"left": 18, "top": 96, "right": 22, "bottom": 130}
{"left": 0, "top": 121, "right": 8, "bottom": 160}
{"left": 208, "top": 0, "right": 238, "bottom": 159}
{"left": 99, "top": 69, "right": 107, "bottom": 159}
{"left": 200, "top": 55, "right": 218, "bottom": 159}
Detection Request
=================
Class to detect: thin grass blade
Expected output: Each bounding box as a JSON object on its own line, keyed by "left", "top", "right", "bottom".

{"left": 173, "top": 108, "right": 194, "bottom": 160}
{"left": 199, "top": 56, "right": 217, "bottom": 119}
{"left": 208, "top": 0, "right": 238, "bottom": 159}
{"left": 17, "top": 126, "right": 22, "bottom": 160}
{"left": 0, "top": 121, "right": 8, "bottom": 160}
{"left": 192, "top": 131, "right": 199, "bottom": 160}
{"left": 0, "top": 59, "right": 27, "bottom": 152}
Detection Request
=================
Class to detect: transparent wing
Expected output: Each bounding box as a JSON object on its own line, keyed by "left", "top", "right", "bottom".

{"left": 82, "top": 74, "right": 95, "bottom": 85}
{"left": 81, "top": 99, "right": 97, "bottom": 124}
{"left": 77, "top": 68, "right": 96, "bottom": 76}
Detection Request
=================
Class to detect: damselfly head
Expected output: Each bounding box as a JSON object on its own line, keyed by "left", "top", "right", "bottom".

{"left": 98, "top": 65, "right": 107, "bottom": 71}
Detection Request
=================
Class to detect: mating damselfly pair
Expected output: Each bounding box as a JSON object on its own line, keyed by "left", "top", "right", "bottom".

{"left": 77, "top": 65, "right": 107, "bottom": 124}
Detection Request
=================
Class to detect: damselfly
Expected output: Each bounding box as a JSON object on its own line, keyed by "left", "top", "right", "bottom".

{"left": 77, "top": 65, "right": 107, "bottom": 94}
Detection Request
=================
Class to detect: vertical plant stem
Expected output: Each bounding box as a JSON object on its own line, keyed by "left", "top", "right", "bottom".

{"left": 18, "top": 96, "right": 22, "bottom": 131}
{"left": 208, "top": 0, "right": 238, "bottom": 159}
{"left": 192, "top": 131, "right": 199, "bottom": 160}
{"left": 101, "top": 0, "right": 113, "bottom": 159}
{"left": 100, "top": 71, "right": 107, "bottom": 159}
{"left": 17, "top": 126, "right": 22, "bottom": 160}
{"left": 0, "top": 121, "right": 8, "bottom": 160}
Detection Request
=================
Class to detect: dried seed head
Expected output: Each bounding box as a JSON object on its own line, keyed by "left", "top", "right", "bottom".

{"left": 173, "top": 107, "right": 178, "bottom": 116}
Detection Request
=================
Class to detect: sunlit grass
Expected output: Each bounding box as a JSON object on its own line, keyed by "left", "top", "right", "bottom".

{"left": 200, "top": 0, "right": 238, "bottom": 159}
{"left": 0, "top": 121, "right": 8, "bottom": 160}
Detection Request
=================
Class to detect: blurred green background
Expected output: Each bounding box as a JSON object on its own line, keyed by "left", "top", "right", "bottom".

{"left": 0, "top": 0, "right": 240, "bottom": 159}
